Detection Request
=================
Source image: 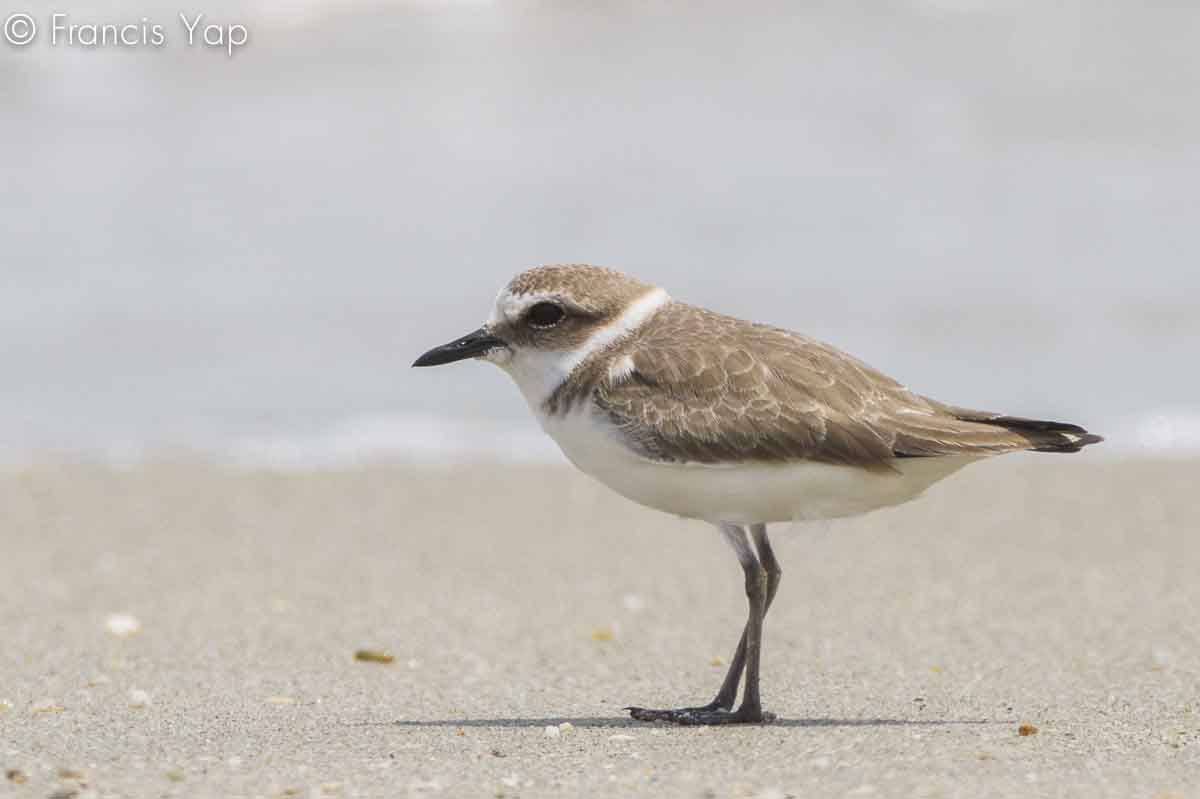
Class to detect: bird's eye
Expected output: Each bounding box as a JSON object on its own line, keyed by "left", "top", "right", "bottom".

{"left": 526, "top": 302, "right": 565, "bottom": 328}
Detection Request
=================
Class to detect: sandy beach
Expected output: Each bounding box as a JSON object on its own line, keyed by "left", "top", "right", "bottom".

{"left": 1, "top": 457, "right": 1197, "bottom": 798}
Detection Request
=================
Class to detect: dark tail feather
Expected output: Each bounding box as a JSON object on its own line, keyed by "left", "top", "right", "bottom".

{"left": 947, "top": 408, "right": 1104, "bottom": 453}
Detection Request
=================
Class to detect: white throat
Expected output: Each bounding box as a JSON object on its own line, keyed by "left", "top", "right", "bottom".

{"left": 499, "top": 287, "right": 670, "bottom": 411}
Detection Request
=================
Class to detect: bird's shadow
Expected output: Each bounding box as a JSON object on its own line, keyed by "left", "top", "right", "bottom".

{"left": 354, "top": 716, "right": 998, "bottom": 730}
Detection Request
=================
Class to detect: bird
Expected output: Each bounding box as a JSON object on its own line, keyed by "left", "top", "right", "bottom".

{"left": 412, "top": 264, "right": 1102, "bottom": 725}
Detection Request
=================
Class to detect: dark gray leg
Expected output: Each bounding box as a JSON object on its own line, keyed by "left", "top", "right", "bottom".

{"left": 627, "top": 523, "right": 778, "bottom": 725}
{"left": 734, "top": 523, "right": 780, "bottom": 721}
{"left": 707, "top": 523, "right": 783, "bottom": 709}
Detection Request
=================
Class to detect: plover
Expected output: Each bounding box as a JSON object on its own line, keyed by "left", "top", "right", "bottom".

{"left": 413, "top": 264, "right": 1102, "bottom": 725}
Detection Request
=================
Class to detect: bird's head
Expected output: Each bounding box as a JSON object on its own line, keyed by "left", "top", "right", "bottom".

{"left": 413, "top": 264, "right": 669, "bottom": 404}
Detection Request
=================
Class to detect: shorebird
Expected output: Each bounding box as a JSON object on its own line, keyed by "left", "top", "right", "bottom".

{"left": 413, "top": 264, "right": 1102, "bottom": 725}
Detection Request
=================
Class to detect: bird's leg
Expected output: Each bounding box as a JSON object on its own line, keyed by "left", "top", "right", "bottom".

{"left": 627, "top": 523, "right": 777, "bottom": 725}
{"left": 705, "top": 523, "right": 783, "bottom": 710}
{"left": 733, "top": 523, "right": 780, "bottom": 721}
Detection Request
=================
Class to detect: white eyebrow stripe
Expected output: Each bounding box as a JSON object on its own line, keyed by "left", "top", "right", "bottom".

{"left": 560, "top": 287, "right": 670, "bottom": 378}
{"left": 488, "top": 290, "right": 560, "bottom": 328}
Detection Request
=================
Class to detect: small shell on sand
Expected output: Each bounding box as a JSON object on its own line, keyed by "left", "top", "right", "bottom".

{"left": 105, "top": 614, "right": 142, "bottom": 637}
{"left": 354, "top": 649, "right": 395, "bottom": 664}
{"left": 590, "top": 625, "right": 617, "bottom": 642}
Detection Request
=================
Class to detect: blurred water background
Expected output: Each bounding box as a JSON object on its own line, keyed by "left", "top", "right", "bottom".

{"left": 2, "top": 0, "right": 1197, "bottom": 467}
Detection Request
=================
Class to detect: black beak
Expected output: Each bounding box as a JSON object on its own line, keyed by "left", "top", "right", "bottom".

{"left": 412, "top": 327, "right": 506, "bottom": 367}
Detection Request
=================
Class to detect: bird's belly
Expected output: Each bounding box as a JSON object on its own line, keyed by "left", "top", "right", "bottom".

{"left": 539, "top": 407, "right": 976, "bottom": 524}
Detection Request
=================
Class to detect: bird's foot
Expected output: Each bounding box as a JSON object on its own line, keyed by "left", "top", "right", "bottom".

{"left": 626, "top": 703, "right": 776, "bottom": 725}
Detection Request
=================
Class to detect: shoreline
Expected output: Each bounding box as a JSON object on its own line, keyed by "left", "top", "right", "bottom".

{"left": 3, "top": 459, "right": 1197, "bottom": 797}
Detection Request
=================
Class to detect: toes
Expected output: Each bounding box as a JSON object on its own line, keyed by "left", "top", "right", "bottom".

{"left": 626, "top": 707, "right": 695, "bottom": 723}
{"left": 626, "top": 706, "right": 775, "bottom": 725}
{"left": 627, "top": 707, "right": 698, "bottom": 723}
{"left": 673, "top": 710, "right": 736, "bottom": 726}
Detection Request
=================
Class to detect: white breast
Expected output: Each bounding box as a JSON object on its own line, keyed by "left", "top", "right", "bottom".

{"left": 535, "top": 402, "right": 976, "bottom": 525}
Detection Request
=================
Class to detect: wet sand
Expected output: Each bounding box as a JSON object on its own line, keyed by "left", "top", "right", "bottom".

{"left": 1, "top": 458, "right": 1197, "bottom": 797}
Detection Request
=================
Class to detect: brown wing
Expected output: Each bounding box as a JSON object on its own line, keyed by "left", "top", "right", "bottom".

{"left": 592, "top": 303, "right": 1100, "bottom": 470}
